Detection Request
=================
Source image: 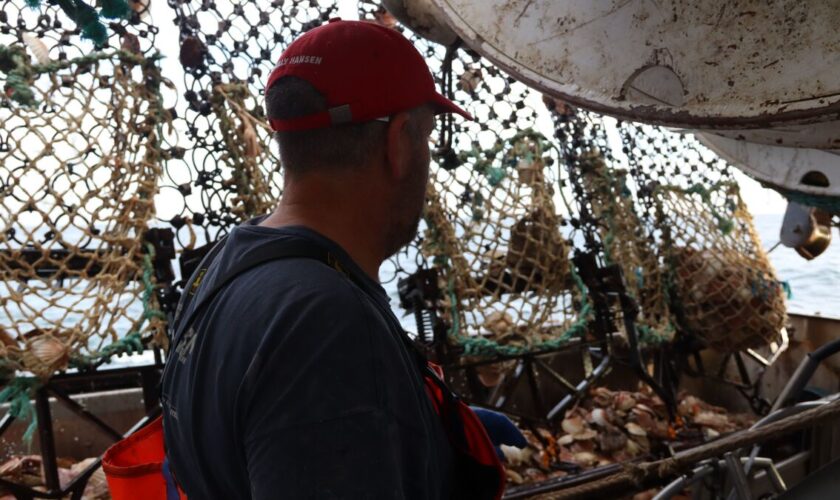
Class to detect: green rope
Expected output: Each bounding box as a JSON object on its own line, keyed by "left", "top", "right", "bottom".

{"left": 433, "top": 129, "right": 559, "bottom": 186}
{"left": 0, "top": 45, "right": 35, "bottom": 106}
{"left": 676, "top": 182, "right": 737, "bottom": 235}
{"left": 100, "top": 0, "right": 131, "bottom": 19}
{"left": 445, "top": 267, "right": 594, "bottom": 357}
{"left": 0, "top": 377, "right": 40, "bottom": 443}
{"left": 781, "top": 281, "right": 793, "bottom": 299}
{"left": 70, "top": 242, "right": 163, "bottom": 369}
{"left": 637, "top": 323, "right": 675, "bottom": 346}
{"left": 0, "top": 47, "right": 161, "bottom": 107}
{"left": 770, "top": 184, "right": 840, "bottom": 214}
{"left": 25, "top": 0, "right": 130, "bottom": 46}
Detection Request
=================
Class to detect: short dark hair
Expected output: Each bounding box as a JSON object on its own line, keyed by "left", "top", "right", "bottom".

{"left": 266, "top": 76, "right": 388, "bottom": 175}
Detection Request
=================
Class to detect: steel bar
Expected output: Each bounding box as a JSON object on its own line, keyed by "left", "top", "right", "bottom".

{"left": 34, "top": 388, "right": 60, "bottom": 494}
{"left": 724, "top": 452, "right": 751, "bottom": 500}
{"left": 46, "top": 385, "right": 123, "bottom": 441}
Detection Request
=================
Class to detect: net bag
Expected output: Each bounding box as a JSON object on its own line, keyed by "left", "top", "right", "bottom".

{"left": 422, "top": 131, "right": 589, "bottom": 358}
{"left": 0, "top": 48, "right": 166, "bottom": 378}
{"left": 654, "top": 182, "right": 786, "bottom": 352}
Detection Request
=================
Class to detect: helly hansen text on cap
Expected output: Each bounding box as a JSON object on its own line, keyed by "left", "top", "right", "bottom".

{"left": 265, "top": 18, "right": 472, "bottom": 132}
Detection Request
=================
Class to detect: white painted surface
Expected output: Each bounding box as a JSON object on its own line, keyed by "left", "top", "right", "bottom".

{"left": 697, "top": 133, "right": 840, "bottom": 198}
{"left": 432, "top": 0, "right": 840, "bottom": 128}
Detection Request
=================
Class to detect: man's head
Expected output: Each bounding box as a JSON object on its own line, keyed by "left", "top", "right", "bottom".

{"left": 263, "top": 19, "right": 469, "bottom": 258}
{"left": 267, "top": 76, "right": 436, "bottom": 254}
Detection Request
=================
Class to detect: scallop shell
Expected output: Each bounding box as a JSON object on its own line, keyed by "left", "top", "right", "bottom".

{"left": 693, "top": 411, "right": 731, "bottom": 431}
{"left": 482, "top": 311, "right": 515, "bottom": 338}
{"left": 590, "top": 408, "right": 610, "bottom": 427}
{"left": 598, "top": 430, "right": 628, "bottom": 453}
{"left": 22, "top": 34, "right": 51, "bottom": 65}
{"left": 561, "top": 415, "right": 585, "bottom": 435}
{"left": 500, "top": 445, "right": 531, "bottom": 466}
{"left": 625, "top": 439, "right": 642, "bottom": 457}
{"left": 556, "top": 434, "right": 574, "bottom": 446}
{"left": 572, "top": 451, "right": 598, "bottom": 466}
{"left": 615, "top": 393, "right": 637, "bottom": 412}
{"left": 22, "top": 335, "right": 70, "bottom": 377}
{"left": 573, "top": 429, "right": 598, "bottom": 441}
{"left": 505, "top": 469, "right": 524, "bottom": 484}
{"left": 625, "top": 422, "right": 647, "bottom": 437}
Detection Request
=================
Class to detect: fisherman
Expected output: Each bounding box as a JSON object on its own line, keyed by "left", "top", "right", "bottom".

{"left": 160, "top": 19, "right": 524, "bottom": 499}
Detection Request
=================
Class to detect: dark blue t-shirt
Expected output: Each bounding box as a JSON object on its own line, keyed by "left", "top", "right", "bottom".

{"left": 160, "top": 221, "right": 454, "bottom": 499}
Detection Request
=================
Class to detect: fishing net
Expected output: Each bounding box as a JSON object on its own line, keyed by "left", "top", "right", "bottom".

{"left": 0, "top": 0, "right": 787, "bottom": 397}
{"left": 654, "top": 182, "right": 787, "bottom": 352}
{"left": 347, "top": 2, "right": 596, "bottom": 358}
{"left": 577, "top": 150, "right": 675, "bottom": 345}
{"left": 164, "top": 0, "right": 337, "bottom": 246}
{"left": 422, "top": 131, "right": 590, "bottom": 358}
{"left": 550, "top": 107, "right": 786, "bottom": 353}
{"left": 0, "top": 46, "right": 167, "bottom": 378}
{"left": 610, "top": 121, "right": 787, "bottom": 352}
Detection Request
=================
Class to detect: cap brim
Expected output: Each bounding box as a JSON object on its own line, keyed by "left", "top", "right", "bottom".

{"left": 429, "top": 92, "right": 473, "bottom": 121}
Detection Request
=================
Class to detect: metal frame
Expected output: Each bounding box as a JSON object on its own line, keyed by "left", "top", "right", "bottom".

{"left": 0, "top": 228, "right": 176, "bottom": 498}
{"left": 397, "top": 248, "right": 678, "bottom": 425}
{"left": 0, "top": 363, "right": 163, "bottom": 500}
{"left": 679, "top": 329, "right": 790, "bottom": 415}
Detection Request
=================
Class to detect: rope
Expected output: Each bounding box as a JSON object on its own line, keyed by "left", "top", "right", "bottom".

{"left": 423, "top": 131, "right": 592, "bottom": 358}
{"left": 1, "top": 47, "right": 167, "bottom": 380}
{"left": 771, "top": 184, "right": 840, "bottom": 214}
{"left": 655, "top": 181, "right": 787, "bottom": 352}
{"left": 0, "top": 46, "right": 159, "bottom": 106}
{"left": 24, "top": 0, "right": 130, "bottom": 46}
{"left": 70, "top": 243, "right": 164, "bottom": 370}
{"left": 210, "top": 83, "right": 276, "bottom": 220}
{"left": 0, "top": 377, "right": 40, "bottom": 443}
{"left": 545, "top": 397, "right": 840, "bottom": 499}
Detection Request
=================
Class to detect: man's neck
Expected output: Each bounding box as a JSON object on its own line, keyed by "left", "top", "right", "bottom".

{"left": 258, "top": 186, "right": 386, "bottom": 281}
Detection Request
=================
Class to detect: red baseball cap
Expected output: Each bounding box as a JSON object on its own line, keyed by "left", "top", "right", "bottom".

{"left": 265, "top": 18, "right": 472, "bottom": 132}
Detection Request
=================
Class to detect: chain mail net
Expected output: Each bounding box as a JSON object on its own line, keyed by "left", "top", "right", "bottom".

{"left": 578, "top": 150, "right": 675, "bottom": 345}
{"left": 165, "top": 0, "right": 338, "bottom": 247}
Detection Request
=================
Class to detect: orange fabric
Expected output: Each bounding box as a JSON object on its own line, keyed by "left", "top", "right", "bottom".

{"left": 105, "top": 365, "right": 502, "bottom": 500}
{"left": 422, "top": 364, "right": 505, "bottom": 500}
{"left": 102, "top": 416, "right": 185, "bottom": 499}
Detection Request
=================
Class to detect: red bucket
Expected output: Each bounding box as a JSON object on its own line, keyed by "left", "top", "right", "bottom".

{"left": 102, "top": 416, "right": 185, "bottom": 500}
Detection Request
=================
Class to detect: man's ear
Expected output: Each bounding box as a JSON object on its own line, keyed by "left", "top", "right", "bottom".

{"left": 385, "top": 111, "right": 413, "bottom": 181}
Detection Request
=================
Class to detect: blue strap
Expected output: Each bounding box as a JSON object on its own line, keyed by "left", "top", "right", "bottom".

{"left": 162, "top": 457, "right": 180, "bottom": 500}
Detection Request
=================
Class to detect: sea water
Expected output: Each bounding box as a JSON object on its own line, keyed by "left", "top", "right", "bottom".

{"left": 753, "top": 214, "right": 840, "bottom": 319}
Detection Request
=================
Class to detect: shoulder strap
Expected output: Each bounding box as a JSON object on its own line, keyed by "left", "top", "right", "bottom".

{"left": 167, "top": 235, "right": 449, "bottom": 397}
{"left": 170, "top": 237, "right": 338, "bottom": 352}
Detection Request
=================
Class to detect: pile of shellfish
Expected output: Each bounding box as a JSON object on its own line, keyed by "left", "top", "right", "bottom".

{"left": 0, "top": 455, "right": 109, "bottom": 499}
{"left": 502, "top": 386, "right": 754, "bottom": 487}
